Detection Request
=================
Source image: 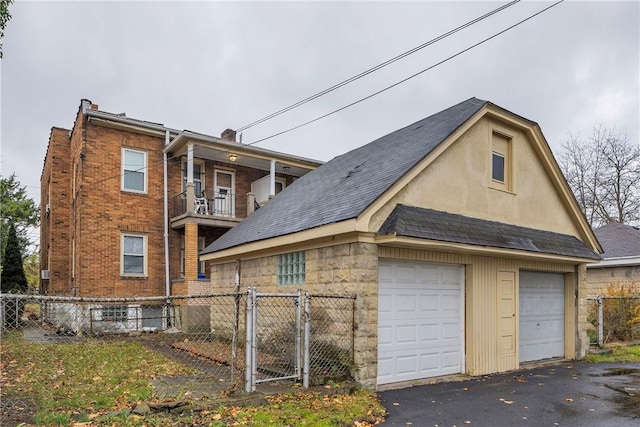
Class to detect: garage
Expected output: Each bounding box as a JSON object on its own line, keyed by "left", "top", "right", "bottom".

{"left": 378, "top": 260, "right": 464, "bottom": 385}
{"left": 519, "top": 271, "right": 565, "bottom": 363}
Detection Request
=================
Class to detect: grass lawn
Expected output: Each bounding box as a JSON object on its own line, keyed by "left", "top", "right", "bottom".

{"left": 584, "top": 344, "right": 640, "bottom": 363}
{"left": 0, "top": 331, "right": 385, "bottom": 426}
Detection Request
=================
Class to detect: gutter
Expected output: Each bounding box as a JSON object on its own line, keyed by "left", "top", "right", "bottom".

{"left": 587, "top": 256, "right": 640, "bottom": 268}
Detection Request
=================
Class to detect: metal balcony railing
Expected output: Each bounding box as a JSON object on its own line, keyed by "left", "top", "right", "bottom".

{"left": 172, "top": 191, "right": 236, "bottom": 218}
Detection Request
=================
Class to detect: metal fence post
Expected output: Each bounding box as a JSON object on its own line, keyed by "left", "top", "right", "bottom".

{"left": 245, "top": 288, "right": 254, "bottom": 393}
{"left": 295, "top": 289, "right": 302, "bottom": 380}
{"left": 597, "top": 295, "right": 603, "bottom": 348}
{"left": 303, "top": 291, "right": 310, "bottom": 388}
{"left": 251, "top": 288, "right": 258, "bottom": 392}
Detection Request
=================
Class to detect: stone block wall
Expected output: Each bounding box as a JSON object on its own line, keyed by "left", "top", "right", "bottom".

{"left": 209, "top": 241, "right": 380, "bottom": 387}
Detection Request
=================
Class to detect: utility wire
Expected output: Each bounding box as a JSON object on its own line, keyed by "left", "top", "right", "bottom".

{"left": 246, "top": 0, "right": 564, "bottom": 147}
{"left": 236, "top": 0, "right": 521, "bottom": 132}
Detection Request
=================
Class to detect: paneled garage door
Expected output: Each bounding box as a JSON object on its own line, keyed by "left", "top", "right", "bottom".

{"left": 519, "top": 271, "right": 565, "bottom": 363}
{"left": 378, "top": 260, "right": 464, "bottom": 385}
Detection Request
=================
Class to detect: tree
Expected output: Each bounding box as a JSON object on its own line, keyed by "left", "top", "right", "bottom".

{"left": 1, "top": 223, "right": 27, "bottom": 293}
{"left": 22, "top": 252, "right": 40, "bottom": 292}
{"left": 559, "top": 125, "right": 640, "bottom": 228}
{"left": 0, "top": 0, "right": 13, "bottom": 59}
{"left": 0, "top": 173, "right": 39, "bottom": 262}
{"left": 1, "top": 222, "right": 27, "bottom": 328}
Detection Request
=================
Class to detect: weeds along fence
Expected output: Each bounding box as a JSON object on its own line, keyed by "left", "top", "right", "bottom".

{"left": 0, "top": 291, "right": 356, "bottom": 404}
{"left": 586, "top": 295, "right": 640, "bottom": 347}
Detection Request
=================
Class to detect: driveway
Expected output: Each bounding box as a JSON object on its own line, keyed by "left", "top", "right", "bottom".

{"left": 379, "top": 361, "right": 639, "bottom": 426}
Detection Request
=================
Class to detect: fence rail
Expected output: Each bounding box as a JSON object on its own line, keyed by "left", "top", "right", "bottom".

{"left": 1, "top": 291, "right": 356, "bottom": 423}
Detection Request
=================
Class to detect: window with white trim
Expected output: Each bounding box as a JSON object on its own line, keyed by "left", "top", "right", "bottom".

{"left": 277, "top": 251, "right": 305, "bottom": 285}
{"left": 490, "top": 131, "right": 513, "bottom": 192}
{"left": 122, "top": 148, "right": 147, "bottom": 193}
{"left": 121, "top": 233, "right": 147, "bottom": 276}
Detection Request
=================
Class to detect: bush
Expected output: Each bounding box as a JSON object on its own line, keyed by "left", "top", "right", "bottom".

{"left": 589, "top": 282, "right": 640, "bottom": 344}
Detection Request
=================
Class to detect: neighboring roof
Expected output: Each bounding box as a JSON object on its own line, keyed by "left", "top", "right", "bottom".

{"left": 593, "top": 222, "right": 640, "bottom": 259}
{"left": 378, "top": 205, "right": 601, "bottom": 260}
{"left": 202, "top": 97, "right": 488, "bottom": 254}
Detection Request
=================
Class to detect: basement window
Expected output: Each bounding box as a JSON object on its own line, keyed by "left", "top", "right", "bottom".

{"left": 278, "top": 251, "right": 305, "bottom": 285}
{"left": 102, "top": 306, "right": 128, "bottom": 322}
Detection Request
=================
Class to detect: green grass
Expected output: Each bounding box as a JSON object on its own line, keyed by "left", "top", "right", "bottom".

{"left": 1, "top": 332, "right": 196, "bottom": 424}
{"left": 584, "top": 344, "right": 640, "bottom": 363}
{"left": 1, "top": 332, "right": 386, "bottom": 426}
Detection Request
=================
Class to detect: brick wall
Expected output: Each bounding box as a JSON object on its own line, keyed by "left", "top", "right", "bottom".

{"left": 71, "top": 123, "right": 166, "bottom": 297}
{"left": 586, "top": 265, "right": 640, "bottom": 297}
{"left": 40, "top": 127, "right": 72, "bottom": 294}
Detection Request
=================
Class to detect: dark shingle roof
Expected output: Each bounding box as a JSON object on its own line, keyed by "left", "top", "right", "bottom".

{"left": 593, "top": 222, "right": 640, "bottom": 258}
{"left": 203, "top": 97, "right": 488, "bottom": 254}
{"left": 378, "top": 205, "right": 600, "bottom": 260}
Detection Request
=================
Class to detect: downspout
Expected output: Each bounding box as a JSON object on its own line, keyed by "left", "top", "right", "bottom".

{"left": 164, "top": 131, "right": 171, "bottom": 303}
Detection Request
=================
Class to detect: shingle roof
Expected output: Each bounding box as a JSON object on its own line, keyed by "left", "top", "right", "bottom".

{"left": 203, "top": 97, "right": 488, "bottom": 254}
{"left": 593, "top": 222, "right": 640, "bottom": 258}
{"left": 378, "top": 205, "right": 600, "bottom": 260}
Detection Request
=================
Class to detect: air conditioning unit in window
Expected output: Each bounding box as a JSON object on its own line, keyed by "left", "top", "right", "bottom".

{"left": 41, "top": 270, "right": 50, "bottom": 280}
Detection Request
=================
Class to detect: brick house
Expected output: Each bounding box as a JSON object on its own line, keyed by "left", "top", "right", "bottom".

{"left": 40, "top": 99, "right": 322, "bottom": 307}
{"left": 201, "top": 98, "right": 602, "bottom": 388}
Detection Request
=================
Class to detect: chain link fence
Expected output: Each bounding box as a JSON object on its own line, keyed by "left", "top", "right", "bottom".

{"left": 1, "top": 291, "right": 356, "bottom": 424}
{"left": 586, "top": 295, "right": 640, "bottom": 346}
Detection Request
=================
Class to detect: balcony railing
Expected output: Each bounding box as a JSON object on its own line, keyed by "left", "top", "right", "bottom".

{"left": 172, "top": 191, "right": 236, "bottom": 218}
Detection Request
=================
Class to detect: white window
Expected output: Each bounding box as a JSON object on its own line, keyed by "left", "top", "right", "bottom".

{"left": 278, "top": 251, "right": 305, "bottom": 285}
{"left": 121, "top": 233, "right": 147, "bottom": 276}
{"left": 122, "top": 148, "right": 147, "bottom": 193}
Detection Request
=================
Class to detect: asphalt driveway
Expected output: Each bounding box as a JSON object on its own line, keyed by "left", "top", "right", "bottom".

{"left": 379, "top": 361, "right": 639, "bottom": 426}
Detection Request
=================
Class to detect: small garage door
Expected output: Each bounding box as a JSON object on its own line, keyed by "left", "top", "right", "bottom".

{"left": 378, "top": 260, "right": 464, "bottom": 385}
{"left": 519, "top": 271, "right": 565, "bottom": 363}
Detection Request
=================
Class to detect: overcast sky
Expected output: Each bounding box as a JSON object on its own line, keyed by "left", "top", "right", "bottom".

{"left": 1, "top": 1, "right": 639, "bottom": 244}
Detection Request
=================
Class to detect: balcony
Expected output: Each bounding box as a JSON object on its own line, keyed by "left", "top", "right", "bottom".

{"left": 170, "top": 191, "right": 242, "bottom": 229}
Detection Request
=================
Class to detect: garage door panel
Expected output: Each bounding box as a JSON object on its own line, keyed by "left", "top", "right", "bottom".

{"left": 519, "top": 271, "right": 565, "bottom": 363}
{"left": 378, "top": 260, "right": 464, "bottom": 385}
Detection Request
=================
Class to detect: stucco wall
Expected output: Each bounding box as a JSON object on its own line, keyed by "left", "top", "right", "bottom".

{"left": 369, "top": 117, "right": 582, "bottom": 238}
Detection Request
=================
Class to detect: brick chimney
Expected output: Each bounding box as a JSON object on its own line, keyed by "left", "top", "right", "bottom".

{"left": 221, "top": 128, "right": 237, "bottom": 142}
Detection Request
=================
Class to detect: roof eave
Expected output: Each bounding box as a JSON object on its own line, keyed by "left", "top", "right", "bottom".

{"left": 374, "top": 234, "right": 600, "bottom": 264}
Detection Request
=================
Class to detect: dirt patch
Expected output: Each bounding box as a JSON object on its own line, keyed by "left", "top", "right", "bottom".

{"left": 0, "top": 394, "right": 36, "bottom": 426}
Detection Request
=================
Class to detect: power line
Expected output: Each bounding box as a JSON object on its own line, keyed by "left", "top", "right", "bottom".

{"left": 246, "top": 0, "right": 564, "bottom": 147}
{"left": 236, "top": 0, "right": 521, "bottom": 132}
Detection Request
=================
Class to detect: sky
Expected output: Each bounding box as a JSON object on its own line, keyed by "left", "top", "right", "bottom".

{"left": 1, "top": 0, "right": 639, "bottom": 246}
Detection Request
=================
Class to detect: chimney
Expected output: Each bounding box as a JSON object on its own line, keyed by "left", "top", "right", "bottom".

{"left": 221, "top": 128, "right": 237, "bottom": 142}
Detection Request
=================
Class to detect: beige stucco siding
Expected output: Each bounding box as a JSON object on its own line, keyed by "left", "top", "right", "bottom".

{"left": 369, "top": 117, "right": 581, "bottom": 238}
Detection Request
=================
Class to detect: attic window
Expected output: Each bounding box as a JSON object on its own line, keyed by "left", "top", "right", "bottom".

{"left": 490, "top": 131, "right": 513, "bottom": 192}
{"left": 492, "top": 152, "right": 505, "bottom": 182}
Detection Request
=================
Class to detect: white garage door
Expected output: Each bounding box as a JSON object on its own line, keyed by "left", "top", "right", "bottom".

{"left": 378, "top": 260, "right": 464, "bottom": 385}
{"left": 519, "top": 271, "right": 565, "bottom": 363}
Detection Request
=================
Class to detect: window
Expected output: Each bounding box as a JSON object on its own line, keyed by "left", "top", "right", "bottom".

{"left": 122, "top": 148, "right": 147, "bottom": 193}
{"left": 492, "top": 152, "right": 505, "bottom": 182}
{"left": 102, "top": 306, "right": 128, "bottom": 322}
{"left": 182, "top": 160, "right": 205, "bottom": 197}
{"left": 490, "top": 131, "right": 513, "bottom": 192}
{"left": 278, "top": 251, "right": 305, "bottom": 285}
{"left": 121, "top": 233, "right": 146, "bottom": 276}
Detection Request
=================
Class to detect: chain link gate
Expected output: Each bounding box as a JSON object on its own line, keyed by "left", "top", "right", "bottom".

{"left": 245, "top": 289, "right": 306, "bottom": 392}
